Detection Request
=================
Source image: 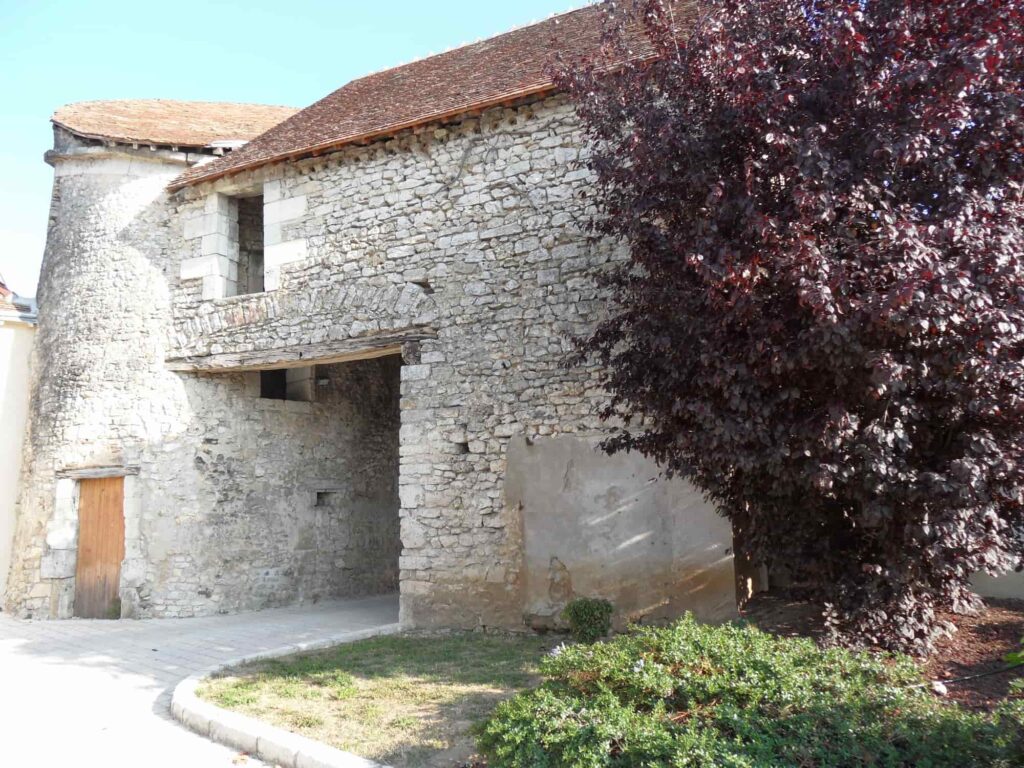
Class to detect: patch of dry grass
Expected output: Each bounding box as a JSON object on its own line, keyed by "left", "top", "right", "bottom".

{"left": 198, "top": 633, "right": 553, "bottom": 768}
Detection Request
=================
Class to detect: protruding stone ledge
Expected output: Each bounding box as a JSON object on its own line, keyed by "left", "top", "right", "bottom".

{"left": 171, "top": 623, "right": 401, "bottom": 768}
{"left": 171, "top": 281, "right": 439, "bottom": 360}
{"left": 44, "top": 144, "right": 199, "bottom": 169}
{"left": 165, "top": 328, "right": 436, "bottom": 372}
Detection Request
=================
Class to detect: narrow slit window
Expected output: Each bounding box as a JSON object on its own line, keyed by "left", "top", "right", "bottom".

{"left": 235, "top": 195, "right": 264, "bottom": 294}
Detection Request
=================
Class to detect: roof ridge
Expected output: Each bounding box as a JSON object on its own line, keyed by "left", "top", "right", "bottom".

{"left": 345, "top": 3, "right": 597, "bottom": 85}
{"left": 53, "top": 97, "right": 298, "bottom": 115}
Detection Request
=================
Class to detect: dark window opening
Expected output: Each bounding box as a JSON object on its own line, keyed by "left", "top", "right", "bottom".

{"left": 260, "top": 369, "right": 287, "bottom": 399}
{"left": 259, "top": 366, "right": 314, "bottom": 402}
{"left": 236, "top": 195, "right": 264, "bottom": 294}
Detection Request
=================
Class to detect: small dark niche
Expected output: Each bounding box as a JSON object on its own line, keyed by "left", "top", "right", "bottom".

{"left": 410, "top": 279, "right": 434, "bottom": 294}
{"left": 315, "top": 491, "right": 337, "bottom": 507}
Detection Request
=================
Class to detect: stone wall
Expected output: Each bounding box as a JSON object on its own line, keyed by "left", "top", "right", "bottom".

{"left": 169, "top": 95, "right": 736, "bottom": 629}
{"left": 6, "top": 132, "right": 402, "bottom": 618}
{"left": 307, "top": 356, "right": 402, "bottom": 598}
{"left": 8, "top": 97, "right": 735, "bottom": 627}
{"left": 130, "top": 358, "right": 401, "bottom": 616}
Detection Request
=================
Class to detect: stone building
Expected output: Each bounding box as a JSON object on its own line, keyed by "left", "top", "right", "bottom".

{"left": 5, "top": 6, "right": 739, "bottom": 627}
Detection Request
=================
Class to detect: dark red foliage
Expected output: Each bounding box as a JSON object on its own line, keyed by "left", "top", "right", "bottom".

{"left": 557, "top": 0, "right": 1024, "bottom": 652}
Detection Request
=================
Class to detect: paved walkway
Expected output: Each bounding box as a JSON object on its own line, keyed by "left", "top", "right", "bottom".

{"left": 0, "top": 594, "right": 399, "bottom": 767}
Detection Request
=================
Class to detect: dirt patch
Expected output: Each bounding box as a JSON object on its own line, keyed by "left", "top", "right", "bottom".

{"left": 198, "top": 632, "right": 553, "bottom": 768}
{"left": 742, "top": 593, "right": 1024, "bottom": 710}
{"left": 741, "top": 594, "right": 829, "bottom": 641}
{"left": 925, "top": 599, "right": 1024, "bottom": 709}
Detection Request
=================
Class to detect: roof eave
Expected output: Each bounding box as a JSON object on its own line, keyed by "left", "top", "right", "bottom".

{"left": 167, "top": 81, "right": 561, "bottom": 193}
{"left": 51, "top": 118, "right": 216, "bottom": 152}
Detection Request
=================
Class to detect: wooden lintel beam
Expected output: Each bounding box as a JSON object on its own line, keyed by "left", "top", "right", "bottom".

{"left": 57, "top": 465, "right": 140, "bottom": 479}
{"left": 164, "top": 328, "right": 435, "bottom": 372}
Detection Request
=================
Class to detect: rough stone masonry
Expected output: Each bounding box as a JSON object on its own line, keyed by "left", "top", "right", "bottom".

{"left": 6, "top": 7, "right": 738, "bottom": 628}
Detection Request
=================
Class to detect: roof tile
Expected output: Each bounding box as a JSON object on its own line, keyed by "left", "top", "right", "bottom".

{"left": 53, "top": 99, "right": 298, "bottom": 149}
{"left": 171, "top": 3, "right": 686, "bottom": 190}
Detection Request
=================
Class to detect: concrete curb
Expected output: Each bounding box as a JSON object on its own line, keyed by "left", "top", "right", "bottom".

{"left": 171, "top": 623, "right": 402, "bottom": 768}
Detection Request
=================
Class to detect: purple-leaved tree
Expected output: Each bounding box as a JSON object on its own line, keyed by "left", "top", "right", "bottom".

{"left": 557, "top": 0, "right": 1024, "bottom": 652}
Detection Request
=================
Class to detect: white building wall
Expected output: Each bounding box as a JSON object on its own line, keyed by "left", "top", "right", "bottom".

{"left": 973, "top": 571, "right": 1024, "bottom": 600}
{"left": 1, "top": 320, "right": 35, "bottom": 599}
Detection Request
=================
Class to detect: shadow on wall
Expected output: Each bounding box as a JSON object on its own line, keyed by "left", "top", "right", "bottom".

{"left": 161, "top": 354, "right": 403, "bottom": 616}
{"left": 507, "top": 434, "right": 737, "bottom": 631}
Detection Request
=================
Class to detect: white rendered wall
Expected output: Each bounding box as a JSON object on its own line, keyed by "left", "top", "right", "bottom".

{"left": 0, "top": 320, "right": 34, "bottom": 599}
{"left": 973, "top": 571, "right": 1024, "bottom": 600}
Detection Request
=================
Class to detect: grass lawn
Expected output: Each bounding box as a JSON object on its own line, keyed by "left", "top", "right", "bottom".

{"left": 197, "top": 633, "right": 554, "bottom": 768}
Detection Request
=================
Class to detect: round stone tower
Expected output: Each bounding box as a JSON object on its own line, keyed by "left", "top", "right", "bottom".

{"left": 4, "top": 101, "right": 294, "bottom": 618}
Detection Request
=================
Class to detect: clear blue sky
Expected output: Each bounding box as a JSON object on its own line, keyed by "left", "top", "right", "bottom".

{"left": 0, "top": 0, "right": 590, "bottom": 296}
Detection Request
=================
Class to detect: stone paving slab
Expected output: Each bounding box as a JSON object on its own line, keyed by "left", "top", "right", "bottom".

{"left": 0, "top": 594, "right": 399, "bottom": 767}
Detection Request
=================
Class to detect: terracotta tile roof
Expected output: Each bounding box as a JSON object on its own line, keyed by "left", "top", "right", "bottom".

{"left": 52, "top": 100, "right": 299, "bottom": 149}
{"left": 170, "top": 3, "right": 692, "bottom": 190}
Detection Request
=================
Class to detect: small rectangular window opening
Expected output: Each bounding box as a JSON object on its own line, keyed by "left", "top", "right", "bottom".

{"left": 236, "top": 195, "right": 264, "bottom": 294}
{"left": 260, "top": 369, "right": 287, "bottom": 399}
{"left": 315, "top": 491, "right": 337, "bottom": 507}
{"left": 260, "top": 366, "right": 315, "bottom": 402}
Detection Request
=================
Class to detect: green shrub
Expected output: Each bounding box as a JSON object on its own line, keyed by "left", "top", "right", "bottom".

{"left": 1010, "top": 636, "right": 1024, "bottom": 697}
{"left": 561, "top": 597, "right": 614, "bottom": 644}
{"left": 476, "top": 615, "right": 1024, "bottom": 767}
{"left": 1007, "top": 635, "right": 1024, "bottom": 668}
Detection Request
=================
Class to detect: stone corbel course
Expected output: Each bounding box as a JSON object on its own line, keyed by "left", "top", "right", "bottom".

{"left": 170, "top": 280, "right": 438, "bottom": 360}
{"left": 172, "top": 624, "right": 401, "bottom": 768}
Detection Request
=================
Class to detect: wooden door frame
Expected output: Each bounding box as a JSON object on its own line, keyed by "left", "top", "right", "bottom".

{"left": 43, "top": 467, "right": 144, "bottom": 619}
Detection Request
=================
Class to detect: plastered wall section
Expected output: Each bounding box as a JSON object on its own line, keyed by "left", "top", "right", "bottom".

{"left": 973, "top": 571, "right": 1024, "bottom": 600}
{"left": 0, "top": 322, "right": 34, "bottom": 599}
{"left": 507, "top": 435, "right": 736, "bottom": 630}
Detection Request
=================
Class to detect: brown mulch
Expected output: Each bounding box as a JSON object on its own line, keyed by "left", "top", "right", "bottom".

{"left": 926, "top": 598, "right": 1024, "bottom": 709}
{"left": 741, "top": 593, "right": 1024, "bottom": 710}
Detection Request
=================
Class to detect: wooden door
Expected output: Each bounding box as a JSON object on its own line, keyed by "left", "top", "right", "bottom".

{"left": 73, "top": 477, "right": 125, "bottom": 619}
